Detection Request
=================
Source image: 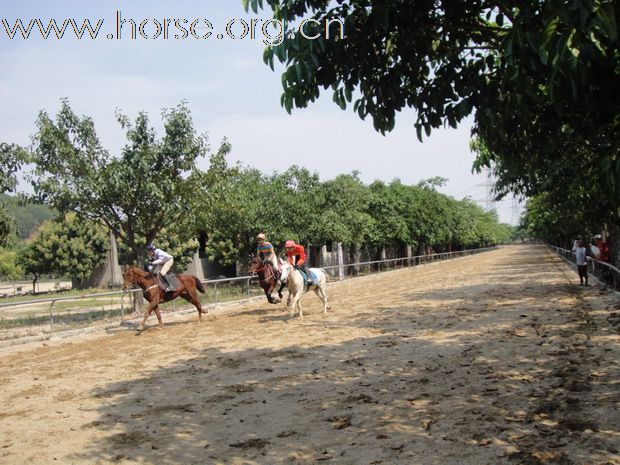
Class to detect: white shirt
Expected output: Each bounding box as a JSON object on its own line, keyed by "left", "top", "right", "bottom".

{"left": 573, "top": 243, "right": 587, "bottom": 266}
{"left": 151, "top": 248, "right": 173, "bottom": 265}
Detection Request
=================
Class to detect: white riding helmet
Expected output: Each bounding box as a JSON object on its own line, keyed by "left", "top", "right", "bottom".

{"left": 257, "top": 233, "right": 266, "bottom": 241}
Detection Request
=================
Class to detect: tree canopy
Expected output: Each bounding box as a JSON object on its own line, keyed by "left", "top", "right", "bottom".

{"left": 15, "top": 100, "right": 222, "bottom": 261}
{"left": 17, "top": 214, "right": 109, "bottom": 288}
{"left": 0, "top": 143, "right": 28, "bottom": 246}
{"left": 194, "top": 150, "right": 512, "bottom": 264}
{"left": 247, "top": 0, "right": 620, "bottom": 252}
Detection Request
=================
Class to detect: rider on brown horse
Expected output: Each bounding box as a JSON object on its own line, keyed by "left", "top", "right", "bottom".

{"left": 147, "top": 243, "right": 174, "bottom": 292}
{"left": 256, "top": 233, "right": 281, "bottom": 284}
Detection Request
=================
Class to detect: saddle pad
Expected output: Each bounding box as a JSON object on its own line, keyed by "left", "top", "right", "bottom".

{"left": 168, "top": 275, "right": 181, "bottom": 289}
{"left": 299, "top": 269, "right": 317, "bottom": 286}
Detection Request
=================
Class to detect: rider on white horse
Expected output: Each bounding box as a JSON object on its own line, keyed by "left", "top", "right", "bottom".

{"left": 284, "top": 239, "right": 315, "bottom": 286}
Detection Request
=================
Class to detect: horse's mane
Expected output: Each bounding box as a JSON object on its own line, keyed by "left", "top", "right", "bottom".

{"left": 125, "top": 266, "right": 156, "bottom": 280}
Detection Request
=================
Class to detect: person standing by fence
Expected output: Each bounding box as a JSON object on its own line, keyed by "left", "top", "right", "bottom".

{"left": 594, "top": 234, "right": 609, "bottom": 262}
{"left": 572, "top": 239, "right": 589, "bottom": 286}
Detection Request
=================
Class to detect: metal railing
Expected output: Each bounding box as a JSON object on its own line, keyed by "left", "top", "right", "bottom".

{"left": 0, "top": 246, "right": 497, "bottom": 342}
{"left": 548, "top": 244, "right": 620, "bottom": 290}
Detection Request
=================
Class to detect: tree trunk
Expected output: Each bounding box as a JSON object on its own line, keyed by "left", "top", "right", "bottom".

{"left": 607, "top": 224, "right": 620, "bottom": 269}
{"left": 350, "top": 243, "right": 361, "bottom": 276}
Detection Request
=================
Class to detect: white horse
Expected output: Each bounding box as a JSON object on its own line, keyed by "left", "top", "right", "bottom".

{"left": 279, "top": 260, "right": 330, "bottom": 317}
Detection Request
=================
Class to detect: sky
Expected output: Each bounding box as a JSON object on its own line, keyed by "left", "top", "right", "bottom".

{"left": 0, "top": 0, "right": 522, "bottom": 224}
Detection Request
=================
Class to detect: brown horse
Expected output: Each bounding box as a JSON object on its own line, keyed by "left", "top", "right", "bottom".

{"left": 122, "top": 266, "right": 208, "bottom": 331}
{"left": 248, "top": 257, "right": 284, "bottom": 304}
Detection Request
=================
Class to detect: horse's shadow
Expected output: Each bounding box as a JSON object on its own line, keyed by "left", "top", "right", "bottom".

{"left": 225, "top": 305, "right": 292, "bottom": 324}
{"left": 258, "top": 312, "right": 291, "bottom": 324}
{"left": 124, "top": 316, "right": 212, "bottom": 334}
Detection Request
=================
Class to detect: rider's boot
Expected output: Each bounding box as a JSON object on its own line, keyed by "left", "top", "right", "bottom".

{"left": 159, "top": 273, "right": 171, "bottom": 292}
{"left": 301, "top": 266, "right": 314, "bottom": 286}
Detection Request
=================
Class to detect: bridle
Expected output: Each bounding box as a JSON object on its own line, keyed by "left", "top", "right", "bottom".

{"left": 251, "top": 261, "right": 276, "bottom": 284}
{"left": 123, "top": 269, "right": 159, "bottom": 293}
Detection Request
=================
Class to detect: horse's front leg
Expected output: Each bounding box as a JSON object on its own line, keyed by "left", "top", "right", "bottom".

{"left": 288, "top": 292, "right": 302, "bottom": 318}
{"left": 263, "top": 285, "right": 274, "bottom": 304}
{"left": 277, "top": 281, "right": 286, "bottom": 300}
{"left": 153, "top": 306, "right": 164, "bottom": 329}
{"left": 141, "top": 300, "right": 158, "bottom": 331}
{"left": 268, "top": 282, "right": 281, "bottom": 304}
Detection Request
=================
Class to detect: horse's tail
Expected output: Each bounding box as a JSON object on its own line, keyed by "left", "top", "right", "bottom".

{"left": 194, "top": 276, "right": 206, "bottom": 293}
{"left": 318, "top": 268, "right": 330, "bottom": 281}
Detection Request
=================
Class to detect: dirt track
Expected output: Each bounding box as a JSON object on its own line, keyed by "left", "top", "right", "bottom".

{"left": 1, "top": 245, "right": 619, "bottom": 465}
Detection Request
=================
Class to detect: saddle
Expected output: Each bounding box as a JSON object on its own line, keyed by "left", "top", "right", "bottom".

{"left": 158, "top": 274, "right": 180, "bottom": 292}
{"left": 263, "top": 261, "right": 281, "bottom": 281}
{"left": 297, "top": 268, "right": 317, "bottom": 287}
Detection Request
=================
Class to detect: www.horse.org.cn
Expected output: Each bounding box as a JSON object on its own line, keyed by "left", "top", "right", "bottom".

{"left": 0, "top": 11, "right": 346, "bottom": 46}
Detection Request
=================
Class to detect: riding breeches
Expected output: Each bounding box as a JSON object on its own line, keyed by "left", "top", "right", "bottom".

{"left": 154, "top": 259, "right": 173, "bottom": 276}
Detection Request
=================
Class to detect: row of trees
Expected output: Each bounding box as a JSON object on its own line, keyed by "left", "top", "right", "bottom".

{"left": 0, "top": 101, "right": 510, "bottom": 286}
{"left": 244, "top": 0, "right": 620, "bottom": 262}
{"left": 196, "top": 163, "right": 512, "bottom": 265}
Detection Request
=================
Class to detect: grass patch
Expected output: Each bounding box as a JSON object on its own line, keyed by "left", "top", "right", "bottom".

{"left": 0, "top": 307, "right": 125, "bottom": 330}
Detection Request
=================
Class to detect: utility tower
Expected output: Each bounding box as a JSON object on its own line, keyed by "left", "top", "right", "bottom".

{"left": 480, "top": 166, "right": 496, "bottom": 212}
{"left": 510, "top": 196, "right": 522, "bottom": 226}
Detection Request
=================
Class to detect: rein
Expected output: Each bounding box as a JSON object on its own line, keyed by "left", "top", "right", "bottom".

{"left": 253, "top": 262, "right": 276, "bottom": 284}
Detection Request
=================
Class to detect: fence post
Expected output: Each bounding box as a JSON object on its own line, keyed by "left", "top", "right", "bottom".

{"left": 48, "top": 301, "right": 55, "bottom": 335}
{"left": 120, "top": 291, "right": 125, "bottom": 319}
{"left": 337, "top": 242, "right": 345, "bottom": 281}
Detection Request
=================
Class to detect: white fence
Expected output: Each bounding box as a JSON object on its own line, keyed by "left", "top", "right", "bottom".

{"left": 0, "top": 246, "right": 497, "bottom": 343}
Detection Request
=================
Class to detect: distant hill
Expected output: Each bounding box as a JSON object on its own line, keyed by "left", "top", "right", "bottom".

{"left": 0, "top": 194, "right": 55, "bottom": 240}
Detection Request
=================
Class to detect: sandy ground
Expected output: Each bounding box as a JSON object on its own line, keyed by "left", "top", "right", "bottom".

{"left": 1, "top": 244, "right": 619, "bottom": 465}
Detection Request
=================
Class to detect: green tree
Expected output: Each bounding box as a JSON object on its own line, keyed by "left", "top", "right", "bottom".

{"left": 191, "top": 147, "right": 261, "bottom": 266}
{"left": 17, "top": 214, "right": 109, "bottom": 290}
{"left": 309, "top": 173, "right": 374, "bottom": 246}
{"left": 520, "top": 191, "right": 595, "bottom": 248}
{"left": 248, "top": 0, "right": 618, "bottom": 145}
{"left": 248, "top": 0, "right": 620, "bottom": 251}
{"left": 0, "top": 143, "right": 28, "bottom": 246}
{"left": 246, "top": 0, "right": 507, "bottom": 135}
{"left": 13, "top": 100, "right": 217, "bottom": 262}
{"left": 0, "top": 249, "right": 22, "bottom": 280}
{"left": 0, "top": 208, "right": 14, "bottom": 248}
